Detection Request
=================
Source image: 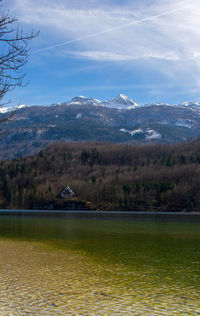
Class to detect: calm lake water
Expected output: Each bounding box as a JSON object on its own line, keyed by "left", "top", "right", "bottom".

{"left": 0, "top": 211, "right": 200, "bottom": 315}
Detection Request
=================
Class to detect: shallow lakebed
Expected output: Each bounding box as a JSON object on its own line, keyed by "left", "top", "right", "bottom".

{"left": 0, "top": 212, "right": 200, "bottom": 315}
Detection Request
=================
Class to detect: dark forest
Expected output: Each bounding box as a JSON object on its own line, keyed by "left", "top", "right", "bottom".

{"left": 0, "top": 140, "right": 200, "bottom": 211}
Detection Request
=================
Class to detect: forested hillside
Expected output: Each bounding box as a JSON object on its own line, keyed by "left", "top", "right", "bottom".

{"left": 1, "top": 100, "right": 200, "bottom": 160}
{"left": 0, "top": 140, "right": 200, "bottom": 211}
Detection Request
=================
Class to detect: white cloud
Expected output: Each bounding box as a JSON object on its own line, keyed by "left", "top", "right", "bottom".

{"left": 70, "top": 50, "right": 181, "bottom": 62}
{"left": 9, "top": 0, "right": 200, "bottom": 58}
{"left": 7, "top": 0, "right": 200, "bottom": 87}
{"left": 70, "top": 51, "right": 137, "bottom": 61}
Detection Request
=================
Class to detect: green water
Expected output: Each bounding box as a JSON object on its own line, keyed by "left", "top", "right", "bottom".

{"left": 0, "top": 214, "right": 200, "bottom": 315}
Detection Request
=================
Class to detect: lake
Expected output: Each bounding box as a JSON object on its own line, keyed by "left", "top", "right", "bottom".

{"left": 0, "top": 211, "right": 200, "bottom": 315}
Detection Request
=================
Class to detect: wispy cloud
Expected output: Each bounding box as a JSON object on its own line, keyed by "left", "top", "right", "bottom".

{"left": 9, "top": 0, "right": 200, "bottom": 61}
{"left": 70, "top": 50, "right": 182, "bottom": 62}
{"left": 30, "top": 4, "right": 192, "bottom": 55}
{"left": 6, "top": 0, "right": 200, "bottom": 100}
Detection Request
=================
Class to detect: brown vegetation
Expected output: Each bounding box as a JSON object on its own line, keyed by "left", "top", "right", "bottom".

{"left": 0, "top": 140, "right": 200, "bottom": 211}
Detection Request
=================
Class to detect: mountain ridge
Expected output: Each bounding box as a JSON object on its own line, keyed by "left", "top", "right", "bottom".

{"left": 1, "top": 94, "right": 200, "bottom": 159}
{"left": 1, "top": 94, "right": 200, "bottom": 113}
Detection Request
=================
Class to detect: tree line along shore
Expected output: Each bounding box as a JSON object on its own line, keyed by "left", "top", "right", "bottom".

{"left": 0, "top": 140, "right": 200, "bottom": 212}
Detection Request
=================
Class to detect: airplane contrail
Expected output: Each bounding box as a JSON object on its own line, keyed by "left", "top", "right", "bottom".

{"left": 33, "top": 5, "right": 192, "bottom": 55}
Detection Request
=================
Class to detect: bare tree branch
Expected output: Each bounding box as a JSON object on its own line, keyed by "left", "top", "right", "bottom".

{"left": 0, "top": 0, "right": 39, "bottom": 112}
{"left": 0, "top": 110, "right": 14, "bottom": 123}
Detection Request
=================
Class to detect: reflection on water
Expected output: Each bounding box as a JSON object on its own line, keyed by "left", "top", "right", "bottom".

{"left": 0, "top": 214, "right": 200, "bottom": 315}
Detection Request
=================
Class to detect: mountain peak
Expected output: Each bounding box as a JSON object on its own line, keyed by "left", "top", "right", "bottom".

{"left": 68, "top": 96, "right": 101, "bottom": 106}
{"left": 103, "top": 94, "right": 139, "bottom": 109}
{"left": 115, "top": 94, "right": 138, "bottom": 105}
{"left": 65, "top": 94, "right": 139, "bottom": 109}
{"left": 178, "top": 101, "right": 200, "bottom": 109}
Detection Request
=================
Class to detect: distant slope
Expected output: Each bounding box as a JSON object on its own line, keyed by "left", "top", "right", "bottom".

{"left": 0, "top": 94, "right": 200, "bottom": 159}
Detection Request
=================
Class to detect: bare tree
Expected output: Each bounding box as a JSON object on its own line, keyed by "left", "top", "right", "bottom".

{"left": 0, "top": 0, "right": 38, "bottom": 120}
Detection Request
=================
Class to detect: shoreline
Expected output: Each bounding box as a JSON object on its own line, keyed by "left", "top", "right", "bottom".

{"left": 1, "top": 209, "right": 200, "bottom": 222}
{"left": 0, "top": 209, "right": 200, "bottom": 214}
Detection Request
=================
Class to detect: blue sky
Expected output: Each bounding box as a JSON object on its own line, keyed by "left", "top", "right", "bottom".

{"left": 4, "top": 0, "right": 200, "bottom": 106}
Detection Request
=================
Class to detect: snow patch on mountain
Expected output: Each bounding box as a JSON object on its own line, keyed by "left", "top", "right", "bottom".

{"left": 76, "top": 113, "right": 82, "bottom": 119}
{"left": 161, "top": 119, "right": 193, "bottom": 128}
{"left": 64, "top": 94, "right": 200, "bottom": 111}
{"left": 68, "top": 96, "right": 101, "bottom": 106}
{"left": 0, "top": 107, "right": 11, "bottom": 113}
{"left": 17, "top": 104, "right": 27, "bottom": 109}
{"left": 120, "top": 127, "right": 162, "bottom": 139}
{"left": 0, "top": 104, "right": 27, "bottom": 114}
{"left": 178, "top": 101, "right": 200, "bottom": 110}
{"left": 120, "top": 128, "right": 143, "bottom": 136}
{"left": 143, "top": 102, "right": 172, "bottom": 107}
{"left": 66, "top": 94, "right": 138, "bottom": 109}
{"left": 103, "top": 94, "right": 139, "bottom": 109}
{"left": 175, "top": 119, "right": 193, "bottom": 128}
{"left": 146, "top": 129, "right": 162, "bottom": 139}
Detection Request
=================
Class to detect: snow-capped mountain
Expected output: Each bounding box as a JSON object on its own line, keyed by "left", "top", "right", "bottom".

{"left": 143, "top": 101, "right": 200, "bottom": 109}
{"left": 0, "top": 104, "right": 27, "bottom": 113}
{"left": 65, "top": 94, "right": 138, "bottom": 109}
{"left": 65, "top": 94, "right": 200, "bottom": 110}
{"left": 178, "top": 101, "right": 200, "bottom": 110}
{"left": 102, "top": 94, "right": 139, "bottom": 109}
{"left": 1, "top": 94, "right": 200, "bottom": 160}
{"left": 143, "top": 102, "right": 172, "bottom": 107}
{"left": 4, "top": 95, "right": 200, "bottom": 112}
{"left": 0, "top": 107, "right": 11, "bottom": 114}
{"left": 67, "top": 96, "right": 101, "bottom": 106}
